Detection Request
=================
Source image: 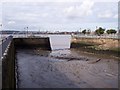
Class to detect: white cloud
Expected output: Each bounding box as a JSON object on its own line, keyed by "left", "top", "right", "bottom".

{"left": 42, "top": 13, "right": 48, "bottom": 17}
{"left": 7, "top": 12, "right": 40, "bottom": 22}
{"left": 8, "top": 21, "right": 16, "bottom": 24}
{"left": 98, "top": 10, "right": 113, "bottom": 18}
{"left": 113, "top": 14, "right": 118, "bottom": 19}
{"left": 80, "top": 0, "right": 94, "bottom": 15}
{"left": 64, "top": 0, "right": 94, "bottom": 18}
{"left": 1, "top": 0, "right": 119, "bottom": 2}
{"left": 0, "top": 6, "right": 1, "bottom": 22}
{"left": 2, "top": 1, "right": 118, "bottom": 31}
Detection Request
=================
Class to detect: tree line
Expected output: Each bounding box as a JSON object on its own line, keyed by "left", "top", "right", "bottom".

{"left": 81, "top": 27, "right": 117, "bottom": 36}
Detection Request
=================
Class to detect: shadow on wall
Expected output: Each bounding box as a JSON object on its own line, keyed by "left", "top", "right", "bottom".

{"left": 14, "top": 38, "right": 51, "bottom": 50}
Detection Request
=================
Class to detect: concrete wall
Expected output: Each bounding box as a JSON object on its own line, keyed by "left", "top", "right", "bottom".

{"left": 2, "top": 37, "right": 52, "bottom": 89}
{"left": 14, "top": 38, "right": 51, "bottom": 50}
{"left": 48, "top": 35, "right": 71, "bottom": 50}
{"left": 71, "top": 37, "right": 119, "bottom": 49}
{"left": 2, "top": 37, "right": 119, "bottom": 88}
{"left": 2, "top": 40, "right": 15, "bottom": 88}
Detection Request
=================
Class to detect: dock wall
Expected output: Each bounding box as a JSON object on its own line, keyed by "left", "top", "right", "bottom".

{"left": 2, "top": 40, "right": 15, "bottom": 88}
{"left": 2, "top": 37, "right": 51, "bottom": 89}
{"left": 14, "top": 38, "right": 51, "bottom": 50}
{"left": 2, "top": 36, "right": 119, "bottom": 88}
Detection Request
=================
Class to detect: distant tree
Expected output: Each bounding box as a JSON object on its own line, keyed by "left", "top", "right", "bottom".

{"left": 106, "top": 30, "right": 110, "bottom": 34}
{"left": 95, "top": 27, "right": 105, "bottom": 36}
{"left": 82, "top": 29, "right": 86, "bottom": 34}
{"left": 106, "top": 29, "right": 117, "bottom": 34}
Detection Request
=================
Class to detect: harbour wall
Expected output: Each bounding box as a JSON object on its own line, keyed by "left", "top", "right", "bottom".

{"left": 2, "top": 37, "right": 51, "bottom": 89}
{"left": 2, "top": 40, "right": 15, "bottom": 88}
{"left": 14, "top": 38, "right": 51, "bottom": 50}
{"left": 2, "top": 37, "right": 119, "bottom": 88}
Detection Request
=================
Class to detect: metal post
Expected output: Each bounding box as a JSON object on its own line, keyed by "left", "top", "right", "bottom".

{"left": 0, "top": 24, "right": 2, "bottom": 39}
{"left": 80, "top": 28, "right": 81, "bottom": 35}
{"left": 27, "top": 27, "right": 28, "bottom": 37}
{"left": 24, "top": 27, "right": 26, "bottom": 37}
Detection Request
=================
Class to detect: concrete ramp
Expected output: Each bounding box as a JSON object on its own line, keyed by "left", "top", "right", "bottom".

{"left": 49, "top": 35, "right": 71, "bottom": 50}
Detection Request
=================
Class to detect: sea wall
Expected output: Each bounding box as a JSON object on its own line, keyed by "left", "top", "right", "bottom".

{"left": 2, "top": 36, "right": 119, "bottom": 88}
{"left": 2, "top": 40, "right": 15, "bottom": 88}
{"left": 14, "top": 38, "right": 51, "bottom": 50}
{"left": 2, "top": 37, "right": 52, "bottom": 89}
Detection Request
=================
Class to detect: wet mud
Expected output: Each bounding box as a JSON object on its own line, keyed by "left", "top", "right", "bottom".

{"left": 16, "top": 48, "right": 118, "bottom": 88}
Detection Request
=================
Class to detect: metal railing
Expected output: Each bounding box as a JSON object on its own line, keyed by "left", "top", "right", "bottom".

{"left": 13, "top": 34, "right": 48, "bottom": 38}
{"left": 72, "top": 34, "right": 119, "bottom": 39}
{"left": 1, "top": 33, "right": 120, "bottom": 39}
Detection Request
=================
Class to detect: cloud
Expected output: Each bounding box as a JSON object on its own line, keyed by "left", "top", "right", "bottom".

{"left": 6, "top": 13, "right": 38, "bottom": 22}
{"left": 8, "top": 21, "right": 16, "bottom": 24}
{"left": 2, "top": 2, "right": 118, "bottom": 31}
{"left": 0, "top": 3, "right": 2, "bottom": 24}
{"left": 98, "top": 10, "right": 113, "bottom": 18}
{"left": 42, "top": 13, "right": 48, "bottom": 17}
{"left": 6, "top": 12, "right": 48, "bottom": 23}
{"left": 64, "top": 0, "right": 94, "bottom": 18}
{"left": 1, "top": 0, "right": 119, "bottom": 2}
{"left": 113, "top": 14, "right": 118, "bottom": 19}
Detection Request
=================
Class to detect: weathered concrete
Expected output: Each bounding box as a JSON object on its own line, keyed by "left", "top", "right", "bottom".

{"left": 2, "top": 40, "right": 16, "bottom": 89}
{"left": 14, "top": 38, "right": 51, "bottom": 50}
{"left": 0, "top": 36, "right": 13, "bottom": 58}
{"left": 2, "top": 37, "right": 52, "bottom": 89}
{"left": 48, "top": 35, "right": 71, "bottom": 50}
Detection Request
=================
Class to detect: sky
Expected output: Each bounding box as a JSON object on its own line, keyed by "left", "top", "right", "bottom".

{"left": 0, "top": 0, "right": 119, "bottom": 32}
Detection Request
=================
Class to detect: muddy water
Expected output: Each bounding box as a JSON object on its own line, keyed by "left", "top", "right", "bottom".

{"left": 16, "top": 48, "right": 118, "bottom": 88}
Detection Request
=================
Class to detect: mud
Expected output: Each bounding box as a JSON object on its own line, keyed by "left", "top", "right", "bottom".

{"left": 16, "top": 49, "right": 118, "bottom": 88}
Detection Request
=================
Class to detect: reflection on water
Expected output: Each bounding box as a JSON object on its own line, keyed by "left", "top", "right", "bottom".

{"left": 48, "top": 35, "right": 71, "bottom": 50}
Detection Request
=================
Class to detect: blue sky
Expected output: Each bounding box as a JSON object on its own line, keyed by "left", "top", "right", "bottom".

{"left": 1, "top": 0, "right": 119, "bottom": 32}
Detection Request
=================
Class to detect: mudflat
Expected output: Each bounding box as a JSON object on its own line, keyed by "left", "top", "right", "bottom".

{"left": 16, "top": 49, "right": 118, "bottom": 88}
